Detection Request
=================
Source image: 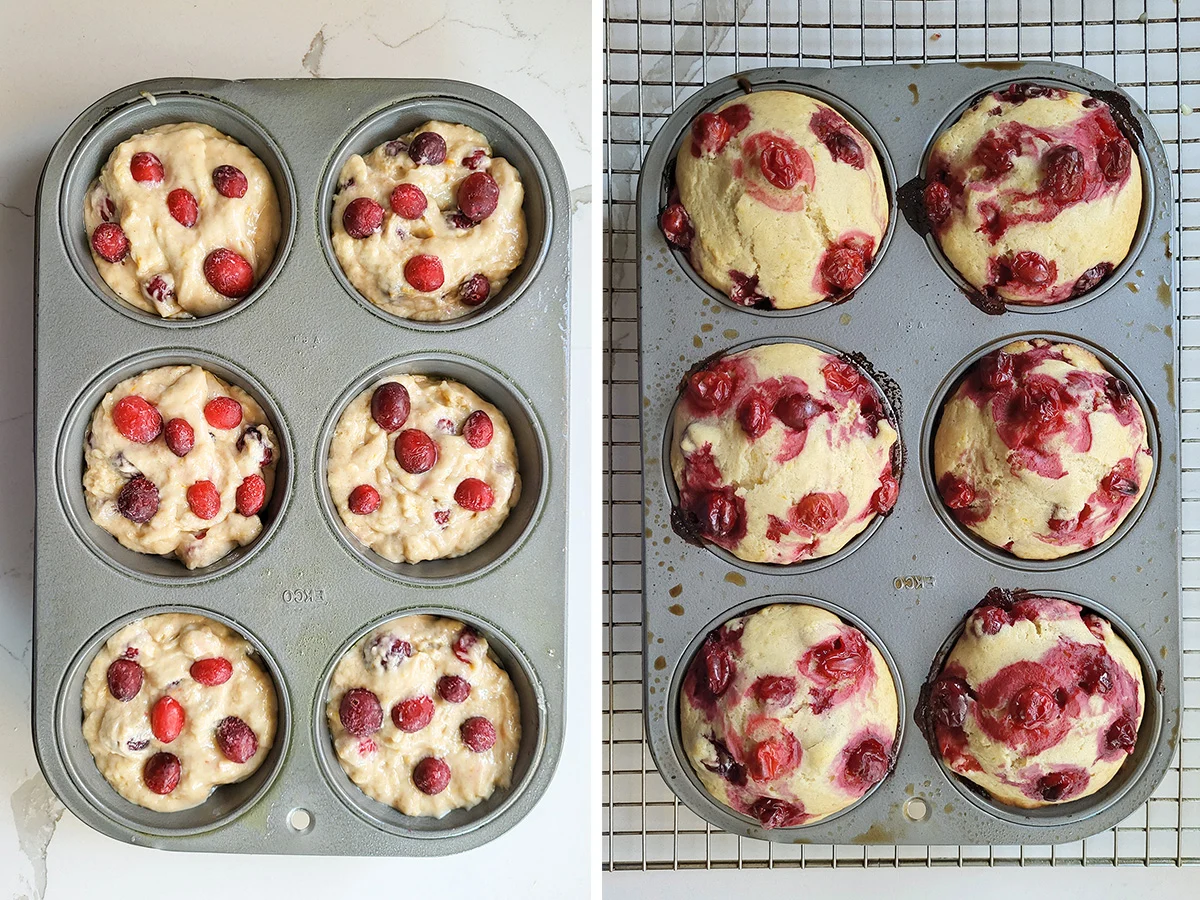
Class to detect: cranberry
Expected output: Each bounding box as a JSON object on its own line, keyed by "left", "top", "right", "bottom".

{"left": 404, "top": 254, "right": 444, "bottom": 292}
{"left": 1105, "top": 376, "right": 1135, "bottom": 414}
{"left": 367, "top": 634, "right": 411, "bottom": 670}
{"left": 215, "top": 716, "right": 258, "bottom": 763}
{"left": 691, "top": 112, "right": 731, "bottom": 155}
{"left": 463, "top": 149, "right": 489, "bottom": 169}
{"left": 1009, "top": 250, "right": 1053, "bottom": 286}
{"left": 392, "top": 695, "right": 435, "bottom": 733}
{"left": 822, "top": 130, "right": 865, "bottom": 168}
{"left": 706, "top": 739, "right": 747, "bottom": 785}
{"left": 190, "top": 657, "right": 233, "bottom": 686}
{"left": 974, "top": 132, "right": 1017, "bottom": 177}
{"left": 143, "top": 752, "right": 181, "bottom": 794}
{"left": 728, "top": 270, "right": 767, "bottom": 306}
{"left": 112, "top": 395, "right": 162, "bottom": 444}
{"left": 751, "top": 675, "right": 797, "bottom": 705}
{"left": 458, "top": 171, "right": 500, "bottom": 221}
{"left": 693, "top": 489, "right": 737, "bottom": 537}
{"left": 975, "top": 605, "right": 1010, "bottom": 635}
{"left": 164, "top": 417, "right": 195, "bottom": 456}
{"left": 91, "top": 223, "right": 129, "bottom": 263}
{"left": 389, "top": 183, "right": 427, "bottom": 219}
{"left": 449, "top": 212, "right": 475, "bottom": 229}
{"left": 939, "top": 474, "right": 976, "bottom": 510}
{"left": 737, "top": 395, "right": 772, "bottom": 439}
{"left": 930, "top": 675, "right": 971, "bottom": 730}
{"left": 348, "top": 484, "right": 381, "bottom": 515}
{"left": 437, "top": 675, "right": 471, "bottom": 703}
{"left": 461, "top": 716, "right": 498, "bottom": 752}
{"left": 463, "top": 410, "right": 494, "bottom": 448}
{"left": 700, "top": 633, "right": 733, "bottom": 697}
{"left": 151, "top": 696, "right": 185, "bottom": 743}
{"left": 433, "top": 509, "right": 451, "bottom": 527}
{"left": 395, "top": 429, "right": 438, "bottom": 474}
{"left": 822, "top": 359, "right": 860, "bottom": 394}
{"left": 686, "top": 369, "right": 733, "bottom": 410}
{"left": 235, "top": 474, "right": 266, "bottom": 516}
{"left": 459, "top": 273, "right": 491, "bottom": 306}
{"left": 1079, "top": 657, "right": 1114, "bottom": 694}
{"left": 659, "top": 203, "right": 694, "bottom": 249}
{"left": 844, "top": 737, "right": 889, "bottom": 788}
{"left": 204, "top": 396, "right": 243, "bottom": 429}
{"left": 413, "top": 757, "right": 451, "bottom": 795}
{"left": 167, "top": 188, "right": 198, "bottom": 227}
{"left": 126, "top": 739, "right": 149, "bottom": 752}
{"left": 1100, "top": 464, "right": 1139, "bottom": 499}
{"left": 998, "top": 82, "right": 1057, "bottom": 103}
{"left": 1037, "top": 770, "right": 1086, "bottom": 802}
{"left": 924, "top": 180, "right": 952, "bottom": 225}
{"left": 203, "top": 248, "right": 254, "bottom": 298}
{"left": 1073, "top": 262, "right": 1113, "bottom": 295}
{"left": 748, "top": 736, "right": 799, "bottom": 782}
{"left": 979, "top": 351, "right": 1014, "bottom": 391}
{"left": 436, "top": 418, "right": 456, "bottom": 433}
{"left": 106, "top": 658, "right": 143, "bottom": 701}
{"left": 343, "top": 197, "right": 384, "bottom": 238}
{"left": 719, "top": 104, "right": 752, "bottom": 133}
{"left": 759, "top": 140, "right": 803, "bottom": 189}
{"left": 370, "top": 382, "right": 410, "bottom": 432}
{"left": 749, "top": 798, "right": 807, "bottom": 829}
{"left": 339, "top": 687, "right": 383, "bottom": 736}
{"left": 186, "top": 480, "right": 221, "bottom": 520}
{"left": 1099, "top": 139, "right": 1131, "bottom": 182}
{"left": 236, "top": 427, "right": 273, "bottom": 466}
{"left": 1042, "top": 145, "right": 1085, "bottom": 203}
{"left": 774, "top": 393, "right": 823, "bottom": 431}
{"left": 792, "top": 492, "right": 840, "bottom": 533}
{"left": 822, "top": 246, "right": 866, "bottom": 293}
{"left": 872, "top": 475, "right": 899, "bottom": 514}
{"left": 1009, "top": 685, "right": 1058, "bottom": 727}
{"left": 130, "top": 152, "right": 164, "bottom": 183}
{"left": 117, "top": 476, "right": 159, "bottom": 524}
{"left": 143, "top": 275, "right": 175, "bottom": 307}
{"left": 408, "top": 132, "right": 447, "bottom": 166}
{"left": 212, "top": 165, "right": 249, "bottom": 198}
{"left": 1105, "top": 715, "right": 1138, "bottom": 753}
{"left": 449, "top": 629, "right": 478, "bottom": 665}
{"left": 455, "top": 477, "right": 494, "bottom": 511}
{"left": 810, "top": 632, "right": 868, "bottom": 684}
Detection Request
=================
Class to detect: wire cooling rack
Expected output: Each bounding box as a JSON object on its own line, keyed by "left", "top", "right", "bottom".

{"left": 603, "top": 0, "right": 1198, "bottom": 869}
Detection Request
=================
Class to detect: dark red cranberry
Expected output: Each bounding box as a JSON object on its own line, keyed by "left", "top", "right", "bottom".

{"left": 686, "top": 369, "right": 733, "bottom": 410}
{"left": 1073, "top": 262, "right": 1113, "bottom": 296}
{"left": 390, "top": 183, "right": 427, "bottom": 219}
{"left": 751, "top": 675, "right": 796, "bottom": 705}
{"left": 91, "top": 223, "right": 129, "bottom": 263}
{"left": 759, "top": 140, "right": 803, "bottom": 189}
{"left": 455, "top": 478, "right": 495, "bottom": 511}
{"left": 822, "top": 246, "right": 866, "bottom": 293}
{"left": 1009, "top": 685, "right": 1058, "bottom": 727}
{"left": 370, "top": 382, "right": 410, "bottom": 432}
{"left": 1099, "top": 139, "right": 1131, "bottom": 182}
{"left": 979, "top": 351, "right": 1015, "bottom": 391}
{"left": 872, "top": 475, "right": 899, "bottom": 514}
{"left": 186, "top": 480, "right": 221, "bottom": 520}
{"left": 458, "top": 171, "right": 500, "bottom": 221}
{"left": 924, "top": 180, "right": 952, "bottom": 225}
{"left": 204, "top": 396, "right": 242, "bottom": 429}
{"left": 461, "top": 716, "right": 498, "bottom": 752}
{"left": 728, "top": 270, "right": 767, "bottom": 306}
{"left": 939, "top": 474, "right": 976, "bottom": 510}
{"left": 413, "top": 757, "right": 451, "bottom": 795}
{"left": 691, "top": 112, "right": 731, "bottom": 155}
{"left": 117, "top": 476, "right": 159, "bottom": 524}
{"left": 975, "top": 605, "right": 1010, "bottom": 635}
{"left": 106, "top": 658, "right": 143, "bottom": 701}
{"left": 459, "top": 273, "right": 491, "bottom": 306}
{"left": 930, "top": 675, "right": 971, "bottom": 730}
{"left": 719, "top": 103, "right": 752, "bottom": 133}
{"left": 143, "top": 275, "right": 174, "bottom": 307}
{"left": 453, "top": 627, "right": 478, "bottom": 662}
{"left": 1042, "top": 145, "right": 1085, "bottom": 203}
{"left": 706, "top": 739, "right": 747, "bottom": 785}
{"left": 844, "top": 737, "right": 889, "bottom": 788}
{"left": 166, "top": 188, "right": 198, "bottom": 227}
{"left": 367, "top": 634, "right": 411, "bottom": 670}
{"left": 997, "top": 82, "right": 1057, "bottom": 103}
{"left": 974, "top": 132, "right": 1017, "bottom": 177}
{"left": 235, "top": 474, "right": 266, "bottom": 516}
{"left": 693, "top": 490, "right": 738, "bottom": 537}
{"left": 396, "top": 429, "right": 438, "bottom": 474}
{"left": 810, "top": 632, "right": 868, "bottom": 682}
{"left": 737, "top": 395, "right": 772, "bottom": 439}
{"left": 126, "top": 739, "right": 149, "bottom": 752}
{"left": 822, "top": 129, "right": 864, "bottom": 168}
{"left": 437, "top": 675, "right": 471, "bottom": 703}
{"left": 212, "top": 164, "right": 248, "bottom": 198}
{"left": 129, "top": 152, "right": 164, "bottom": 183}
{"left": 408, "top": 132, "right": 447, "bottom": 166}
{"left": 392, "top": 695, "right": 435, "bottom": 733}
{"left": 1100, "top": 464, "right": 1139, "bottom": 499}
{"left": 112, "top": 395, "right": 162, "bottom": 444}
{"left": 190, "top": 657, "right": 233, "bottom": 686}
{"left": 215, "top": 716, "right": 258, "bottom": 763}
{"left": 792, "top": 493, "right": 840, "bottom": 533}
{"left": 151, "top": 696, "right": 185, "bottom": 743}
{"left": 1037, "top": 770, "right": 1086, "bottom": 802}
{"left": 1105, "top": 715, "right": 1138, "bottom": 753}
{"left": 203, "top": 248, "right": 254, "bottom": 298}
{"left": 463, "top": 410, "right": 493, "bottom": 448}
{"left": 700, "top": 633, "right": 733, "bottom": 697}
{"left": 774, "top": 393, "right": 823, "bottom": 431}
{"left": 449, "top": 212, "right": 475, "bottom": 229}
{"left": 343, "top": 197, "right": 384, "bottom": 238}
{"left": 339, "top": 687, "right": 383, "bottom": 736}
{"left": 385, "top": 140, "right": 406, "bottom": 158}
{"left": 462, "top": 149, "right": 489, "bottom": 169}
{"left": 1104, "top": 376, "right": 1134, "bottom": 414}
{"left": 164, "top": 417, "right": 195, "bottom": 457}
{"left": 660, "top": 203, "right": 694, "bottom": 249}
{"left": 1079, "top": 657, "right": 1114, "bottom": 694}
{"left": 143, "top": 752, "right": 181, "bottom": 794}
{"left": 749, "top": 798, "right": 807, "bottom": 829}
{"left": 348, "top": 484, "right": 381, "bottom": 515}
{"left": 1009, "top": 250, "right": 1053, "bottom": 286}
{"left": 404, "top": 254, "right": 444, "bottom": 292}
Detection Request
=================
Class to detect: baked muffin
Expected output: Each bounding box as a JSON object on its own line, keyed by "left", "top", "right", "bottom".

{"left": 326, "top": 615, "right": 521, "bottom": 818}
{"left": 326, "top": 375, "right": 520, "bottom": 564}
{"left": 662, "top": 90, "right": 889, "bottom": 309}
{"left": 927, "top": 590, "right": 1144, "bottom": 808}
{"left": 331, "top": 121, "right": 527, "bottom": 321}
{"left": 670, "top": 342, "right": 899, "bottom": 564}
{"left": 83, "top": 365, "right": 278, "bottom": 570}
{"left": 933, "top": 339, "right": 1152, "bottom": 560}
{"left": 923, "top": 83, "right": 1140, "bottom": 305}
{"left": 84, "top": 123, "right": 281, "bottom": 318}
{"left": 82, "top": 613, "right": 277, "bottom": 811}
{"left": 680, "top": 604, "right": 899, "bottom": 828}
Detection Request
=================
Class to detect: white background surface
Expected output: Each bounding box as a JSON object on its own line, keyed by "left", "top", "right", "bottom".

{"left": 0, "top": 1, "right": 594, "bottom": 897}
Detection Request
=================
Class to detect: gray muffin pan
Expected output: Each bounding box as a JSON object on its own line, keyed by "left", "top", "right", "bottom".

{"left": 636, "top": 62, "right": 1179, "bottom": 846}
{"left": 33, "top": 77, "right": 569, "bottom": 856}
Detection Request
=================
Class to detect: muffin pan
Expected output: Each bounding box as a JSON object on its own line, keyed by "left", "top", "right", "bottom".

{"left": 637, "top": 62, "right": 1178, "bottom": 845}
{"left": 34, "top": 78, "right": 569, "bottom": 855}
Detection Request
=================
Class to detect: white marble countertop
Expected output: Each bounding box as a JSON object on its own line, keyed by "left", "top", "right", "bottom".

{"left": 0, "top": 1, "right": 592, "bottom": 896}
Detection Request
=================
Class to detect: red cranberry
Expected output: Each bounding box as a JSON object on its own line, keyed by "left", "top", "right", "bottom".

{"left": 408, "top": 132, "right": 447, "bottom": 166}
{"left": 719, "top": 104, "right": 752, "bottom": 133}
{"left": 700, "top": 633, "right": 733, "bottom": 697}
{"left": 844, "top": 737, "right": 889, "bottom": 788}
{"left": 343, "top": 197, "right": 384, "bottom": 238}
{"left": 339, "top": 687, "right": 383, "bottom": 736}
{"left": 706, "top": 739, "right": 747, "bottom": 785}
{"left": 389, "top": 183, "right": 427, "bottom": 219}
{"left": 452, "top": 627, "right": 478, "bottom": 662}
{"left": 235, "top": 474, "right": 266, "bottom": 516}
{"left": 370, "top": 382, "right": 410, "bottom": 432}
{"left": 106, "top": 658, "right": 143, "bottom": 701}
{"left": 143, "top": 275, "right": 175, "bottom": 307}
{"left": 190, "top": 657, "right": 233, "bottom": 686}
{"left": 449, "top": 212, "right": 475, "bottom": 229}
{"left": 737, "top": 395, "right": 772, "bottom": 439}
{"left": 1105, "top": 715, "right": 1138, "bottom": 753}
{"left": 413, "top": 757, "right": 451, "bottom": 795}
{"left": 462, "top": 149, "right": 489, "bottom": 169}
{"left": 691, "top": 112, "right": 731, "bottom": 155}
{"left": 348, "top": 484, "right": 381, "bottom": 515}
{"left": 143, "top": 752, "right": 181, "bottom": 794}
{"left": 459, "top": 273, "right": 491, "bottom": 306}
{"left": 1099, "top": 139, "right": 1131, "bottom": 182}
{"left": 822, "top": 359, "right": 860, "bottom": 394}
{"left": 750, "top": 798, "right": 807, "bottom": 829}
{"left": 126, "top": 739, "right": 149, "bottom": 752}
{"left": 810, "top": 632, "right": 868, "bottom": 683}
{"left": 998, "top": 82, "right": 1058, "bottom": 103}
{"left": 1009, "top": 685, "right": 1058, "bottom": 727}
{"left": 979, "top": 351, "right": 1015, "bottom": 391}
{"left": 461, "top": 716, "right": 498, "bottom": 752}
{"left": 164, "top": 417, "right": 195, "bottom": 456}
{"left": 204, "top": 396, "right": 243, "bottom": 429}
{"left": 939, "top": 474, "right": 976, "bottom": 510}
{"left": 151, "top": 696, "right": 185, "bottom": 743}
{"left": 112, "top": 395, "right": 162, "bottom": 444}
{"left": 924, "top": 180, "right": 952, "bottom": 225}
{"left": 215, "top": 716, "right": 258, "bottom": 763}
{"left": 693, "top": 489, "right": 738, "bottom": 537}
{"left": 759, "top": 140, "right": 803, "bottom": 189}
{"left": 1038, "top": 770, "right": 1086, "bottom": 802}
{"left": 686, "top": 368, "right": 733, "bottom": 410}
{"left": 186, "top": 480, "right": 221, "bottom": 520}
{"left": 396, "top": 429, "right": 438, "bottom": 474}
{"left": 1009, "top": 250, "right": 1053, "bottom": 286}
{"left": 975, "top": 605, "right": 1010, "bottom": 635}
{"left": 1073, "top": 262, "right": 1113, "bottom": 295}
{"left": 91, "top": 223, "right": 130, "bottom": 263}
{"left": 367, "top": 634, "right": 411, "bottom": 670}
{"left": 748, "top": 736, "right": 799, "bottom": 783}
{"left": 822, "top": 246, "right": 866, "bottom": 293}
{"left": 1100, "top": 465, "right": 1139, "bottom": 499}
{"left": 203, "top": 248, "right": 255, "bottom": 298}
{"left": 437, "top": 675, "right": 471, "bottom": 703}
{"left": 1079, "top": 657, "right": 1114, "bottom": 694}
{"left": 930, "top": 675, "right": 971, "bottom": 730}
{"left": 455, "top": 477, "right": 494, "bottom": 511}
{"left": 792, "top": 492, "right": 840, "bottom": 533}
{"left": 822, "top": 130, "right": 864, "bottom": 168}
{"left": 974, "top": 132, "right": 1017, "bottom": 177}
{"left": 751, "top": 675, "right": 797, "bottom": 705}
{"left": 392, "top": 695, "right": 435, "bottom": 733}
{"left": 728, "top": 270, "right": 767, "bottom": 306}
{"left": 404, "top": 254, "right": 444, "bottom": 292}
{"left": 774, "top": 393, "right": 823, "bottom": 431}
{"left": 458, "top": 171, "right": 500, "bottom": 221}
{"left": 117, "top": 476, "right": 159, "bottom": 524}
{"left": 436, "top": 417, "right": 456, "bottom": 433}
{"left": 212, "top": 164, "right": 249, "bottom": 198}
{"left": 167, "top": 188, "right": 198, "bottom": 227}
{"left": 130, "top": 152, "right": 164, "bottom": 183}
{"left": 1042, "top": 145, "right": 1085, "bottom": 203}
{"left": 659, "top": 203, "right": 694, "bottom": 249}
{"left": 463, "top": 410, "right": 494, "bottom": 448}
{"left": 872, "top": 475, "right": 899, "bottom": 514}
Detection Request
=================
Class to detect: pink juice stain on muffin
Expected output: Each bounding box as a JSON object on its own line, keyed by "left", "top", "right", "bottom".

{"left": 799, "top": 627, "right": 876, "bottom": 714}
{"left": 733, "top": 131, "right": 814, "bottom": 212}
{"left": 1040, "top": 455, "right": 1147, "bottom": 549}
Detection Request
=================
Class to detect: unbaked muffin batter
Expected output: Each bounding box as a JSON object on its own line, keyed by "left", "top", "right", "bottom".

{"left": 84, "top": 122, "right": 281, "bottom": 318}
{"left": 326, "top": 615, "right": 521, "bottom": 818}
{"left": 83, "top": 365, "right": 278, "bottom": 570}
{"left": 681, "top": 604, "right": 899, "bottom": 828}
{"left": 927, "top": 591, "right": 1144, "bottom": 808}
{"left": 81, "top": 613, "right": 277, "bottom": 812}
{"left": 331, "top": 121, "right": 527, "bottom": 321}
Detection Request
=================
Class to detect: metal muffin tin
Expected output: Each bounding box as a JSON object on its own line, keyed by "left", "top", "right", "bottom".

{"left": 33, "top": 77, "right": 569, "bottom": 856}
{"left": 637, "top": 62, "right": 1179, "bottom": 846}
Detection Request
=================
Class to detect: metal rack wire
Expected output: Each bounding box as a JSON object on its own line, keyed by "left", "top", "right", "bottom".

{"left": 603, "top": 0, "right": 1198, "bottom": 869}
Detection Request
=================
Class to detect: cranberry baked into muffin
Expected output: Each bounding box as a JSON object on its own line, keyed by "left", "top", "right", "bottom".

{"left": 331, "top": 121, "right": 527, "bottom": 321}
{"left": 671, "top": 342, "right": 899, "bottom": 564}
{"left": 933, "top": 339, "right": 1152, "bottom": 560}
{"left": 84, "top": 123, "right": 282, "bottom": 318}
{"left": 662, "top": 90, "right": 889, "bottom": 309}
{"left": 927, "top": 591, "right": 1144, "bottom": 808}
{"left": 924, "top": 83, "right": 1140, "bottom": 305}
{"left": 326, "top": 615, "right": 520, "bottom": 818}
{"left": 681, "top": 604, "right": 899, "bottom": 828}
